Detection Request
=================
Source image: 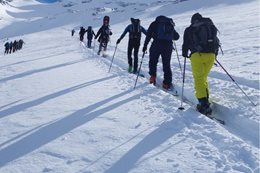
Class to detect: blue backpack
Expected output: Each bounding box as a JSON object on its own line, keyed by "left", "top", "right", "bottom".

{"left": 156, "top": 16, "right": 175, "bottom": 41}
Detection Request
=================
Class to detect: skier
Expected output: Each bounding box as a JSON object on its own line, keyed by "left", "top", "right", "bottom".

{"left": 4, "top": 42, "right": 10, "bottom": 54}
{"left": 79, "top": 27, "right": 86, "bottom": 42}
{"left": 182, "top": 13, "right": 220, "bottom": 115}
{"left": 116, "top": 18, "right": 147, "bottom": 74}
{"left": 85, "top": 26, "right": 96, "bottom": 48}
{"left": 18, "top": 39, "right": 24, "bottom": 50}
{"left": 142, "top": 15, "right": 180, "bottom": 90}
{"left": 13, "top": 40, "right": 17, "bottom": 53}
{"left": 71, "top": 29, "right": 75, "bottom": 36}
{"left": 95, "top": 16, "right": 112, "bottom": 56}
{"left": 9, "top": 41, "right": 13, "bottom": 54}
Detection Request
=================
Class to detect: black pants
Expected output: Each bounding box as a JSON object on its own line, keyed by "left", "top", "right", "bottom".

{"left": 87, "top": 39, "right": 92, "bottom": 48}
{"left": 5, "top": 48, "right": 9, "bottom": 54}
{"left": 80, "top": 35, "right": 84, "bottom": 42}
{"left": 98, "top": 41, "right": 108, "bottom": 53}
{"left": 127, "top": 39, "right": 140, "bottom": 72}
{"left": 149, "top": 42, "right": 173, "bottom": 85}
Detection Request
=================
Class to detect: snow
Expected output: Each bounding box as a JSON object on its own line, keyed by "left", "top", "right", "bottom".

{"left": 0, "top": 0, "right": 259, "bottom": 172}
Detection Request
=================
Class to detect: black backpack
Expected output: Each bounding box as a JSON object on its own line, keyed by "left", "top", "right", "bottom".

{"left": 156, "top": 16, "right": 175, "bottom": 41}
{"left": 191, "top": 17, "right": 220, "bottom": 53}
{"left": 100, "top": 25, "right": 111, "bottom": 42}
{"left": 87, "top": 26, "right": 93, "bottom": 38}
{"left": 87, "top": 26, "right": 92, "bottom": 34}
{"left": 79, "top": 27, "right": 85, "bottom": 35}
{"left": 130, "top": 18, "right": 141, "bottom": 39}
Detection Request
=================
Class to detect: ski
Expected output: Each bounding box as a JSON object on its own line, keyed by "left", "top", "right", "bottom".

{"left": 127, "top": 70, "right": 145, "bottom": 78}
{"left": 186, "top": 99, "right": 225, "bottom": 125}
{"left": 154, "top": 83, "right": 178, "bottom": 96}
{"left": 206, "top": 115, "right": 225, "bottom": 125}
{"left": 157, "top": 84, "right": 225, "bottom": 125}
{"left": 137, "top": 73, "right": 145, "bottom": 78}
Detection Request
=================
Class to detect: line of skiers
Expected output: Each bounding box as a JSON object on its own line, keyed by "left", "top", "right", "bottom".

{"left": 75, "top": 13, "right": 220, "bottom": 115}
{"left": 80, "top": 26, "right": 96, "bottom": 48}
{"left": 73, "top": 26, "right": 96, "bottom": 49}
{"left": 4, "top": 39, "right": 25, "bottom": 54}
{"left": 73, "top": 16, "right": 112, "bottom": 55}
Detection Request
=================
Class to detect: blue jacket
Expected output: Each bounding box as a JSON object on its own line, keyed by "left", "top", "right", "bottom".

{"left": 119, "top": 24, "right": 147, "bottom": 41}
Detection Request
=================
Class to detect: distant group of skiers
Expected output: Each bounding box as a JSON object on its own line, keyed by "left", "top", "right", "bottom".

{"left": 74, "top": 16, "right": 112, "bottom": 56}
{"left": 4, "top": 39, "right": 25, "bottom": 54}
{"left": 72, "top": 13, "right": 220, "bottom": 115}
{"left": 72, "top": 25, "right": 97, "bottom": 49}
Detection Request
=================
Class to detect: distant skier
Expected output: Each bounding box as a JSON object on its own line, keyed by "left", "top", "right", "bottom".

{"left": 13, "top": 40, "right": 17, "bottom": 53}
{"left": 85, "top": 26, "right": 96, "bottom": 48}
{"left": 182, "top": 13, "right": 220, "bottom": 115}
{"left": 95, "top": 16, "right": 112, "bottom": 56}
{"left": 18, "top": 39, "right": 24, "bottom": 50}
{"left": 4, "top": 42, "right": 10, "bottom": 54}
{"left": 71, "top": 29, "right": 75, "bottom": 36}
{"left": 79, "top": 27, "right": 86, "bottom": 42}
{"left": 116, "top": 18, "right": 147, "bottom": 74}
{"left": 9, "top": 41, "right": 13, "bottom": 54}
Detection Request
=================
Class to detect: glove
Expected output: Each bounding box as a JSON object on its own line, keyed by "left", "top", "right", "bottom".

{"left": 182, "top": 52, "right": 188, "bottom": 58}
{"left": 142, "top": 46, "right": 147, "bottom": 53}
{"left": 116, "top": 39, "right": 121, "bottom": 44}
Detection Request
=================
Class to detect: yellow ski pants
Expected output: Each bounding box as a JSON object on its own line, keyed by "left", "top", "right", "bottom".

{"left": 190, "top": 52, "right": 215, "bottom": 99}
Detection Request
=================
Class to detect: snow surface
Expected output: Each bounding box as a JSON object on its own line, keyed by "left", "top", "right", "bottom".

{"left": 0, "top": 0, "right": 259, "bottom": 172}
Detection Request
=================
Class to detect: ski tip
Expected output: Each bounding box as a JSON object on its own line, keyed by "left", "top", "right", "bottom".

{"left": 220, "top": 120, "right": 225, "bottom": 125}
{"left": 178, "top": 107, "right": 185, "bottom": 110}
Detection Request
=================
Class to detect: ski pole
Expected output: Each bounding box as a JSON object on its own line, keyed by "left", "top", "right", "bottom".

{"left": 215, "top": 59, "right": 257, "bottom": 106}
{"left": 134, "top": 52, "right": 145, "bottom": 89}
{"left": 173, "top": 41, "right": 182, "bottom": 74}
{"left": 108, "top": 45, "right": 118, "bottom": 73}
{"left": 178, "top": 57, "right": 186, "bottom": 110}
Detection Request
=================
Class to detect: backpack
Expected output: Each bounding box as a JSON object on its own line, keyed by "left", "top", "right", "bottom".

{"left": 191, "top": 17, "right": 220, "bottom": 53}
{"left": 79, "top": 27, "right": 85, "bottom": 35}
{"left": 87, "top": 26, "right": 92, "bottom": 35}
{"left": 156, "top": 16, "right": 175, "bottom": 41}
{"left": 130, "top": 18, "right": 141, "bottom": 39}
{"left": 87, "top": 26, "right": 93, "bottom": 39}
{"left": 99, "top": 25, "right": 111, "bottom": 43}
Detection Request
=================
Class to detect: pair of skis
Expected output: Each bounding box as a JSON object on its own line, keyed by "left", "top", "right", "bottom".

{"left": 154, "top": 82, "right": 225, "bottom": 125}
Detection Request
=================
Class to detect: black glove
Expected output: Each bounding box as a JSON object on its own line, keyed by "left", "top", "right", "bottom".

{"left": 116, "top": 39, "right": 121, "bottom": 44}
{"left": 142, "top": 46, "right": 147, "bottom": 53}
{"left": 182, "top": 52, "right": 188, "bottom": 58}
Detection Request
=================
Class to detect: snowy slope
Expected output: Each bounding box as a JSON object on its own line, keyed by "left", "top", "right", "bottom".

{"left": 0, "top": 0, "right": 259, "bottom": 173}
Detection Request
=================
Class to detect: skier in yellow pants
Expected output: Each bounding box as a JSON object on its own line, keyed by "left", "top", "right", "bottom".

{"left": 190, "top": 53, "right": 215, "bottom": 104}
{"left": 182, "top": 13, "right": 220, "bottom": 115}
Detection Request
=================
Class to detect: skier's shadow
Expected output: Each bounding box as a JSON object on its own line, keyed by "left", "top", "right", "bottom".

{"left": 0, "top": 83, "right": 148, "bottom": 167}
{"left": 0, "top": 50, "right": 76, "bottom": 69}
{"left": 104, "top": 115, "right": 186, "bottom": 173}
{"left": 0, "top": 75, "right": 116, "bottom": 119}
{"left": 0, "top": 59, "right": 86, "bottom": 83}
